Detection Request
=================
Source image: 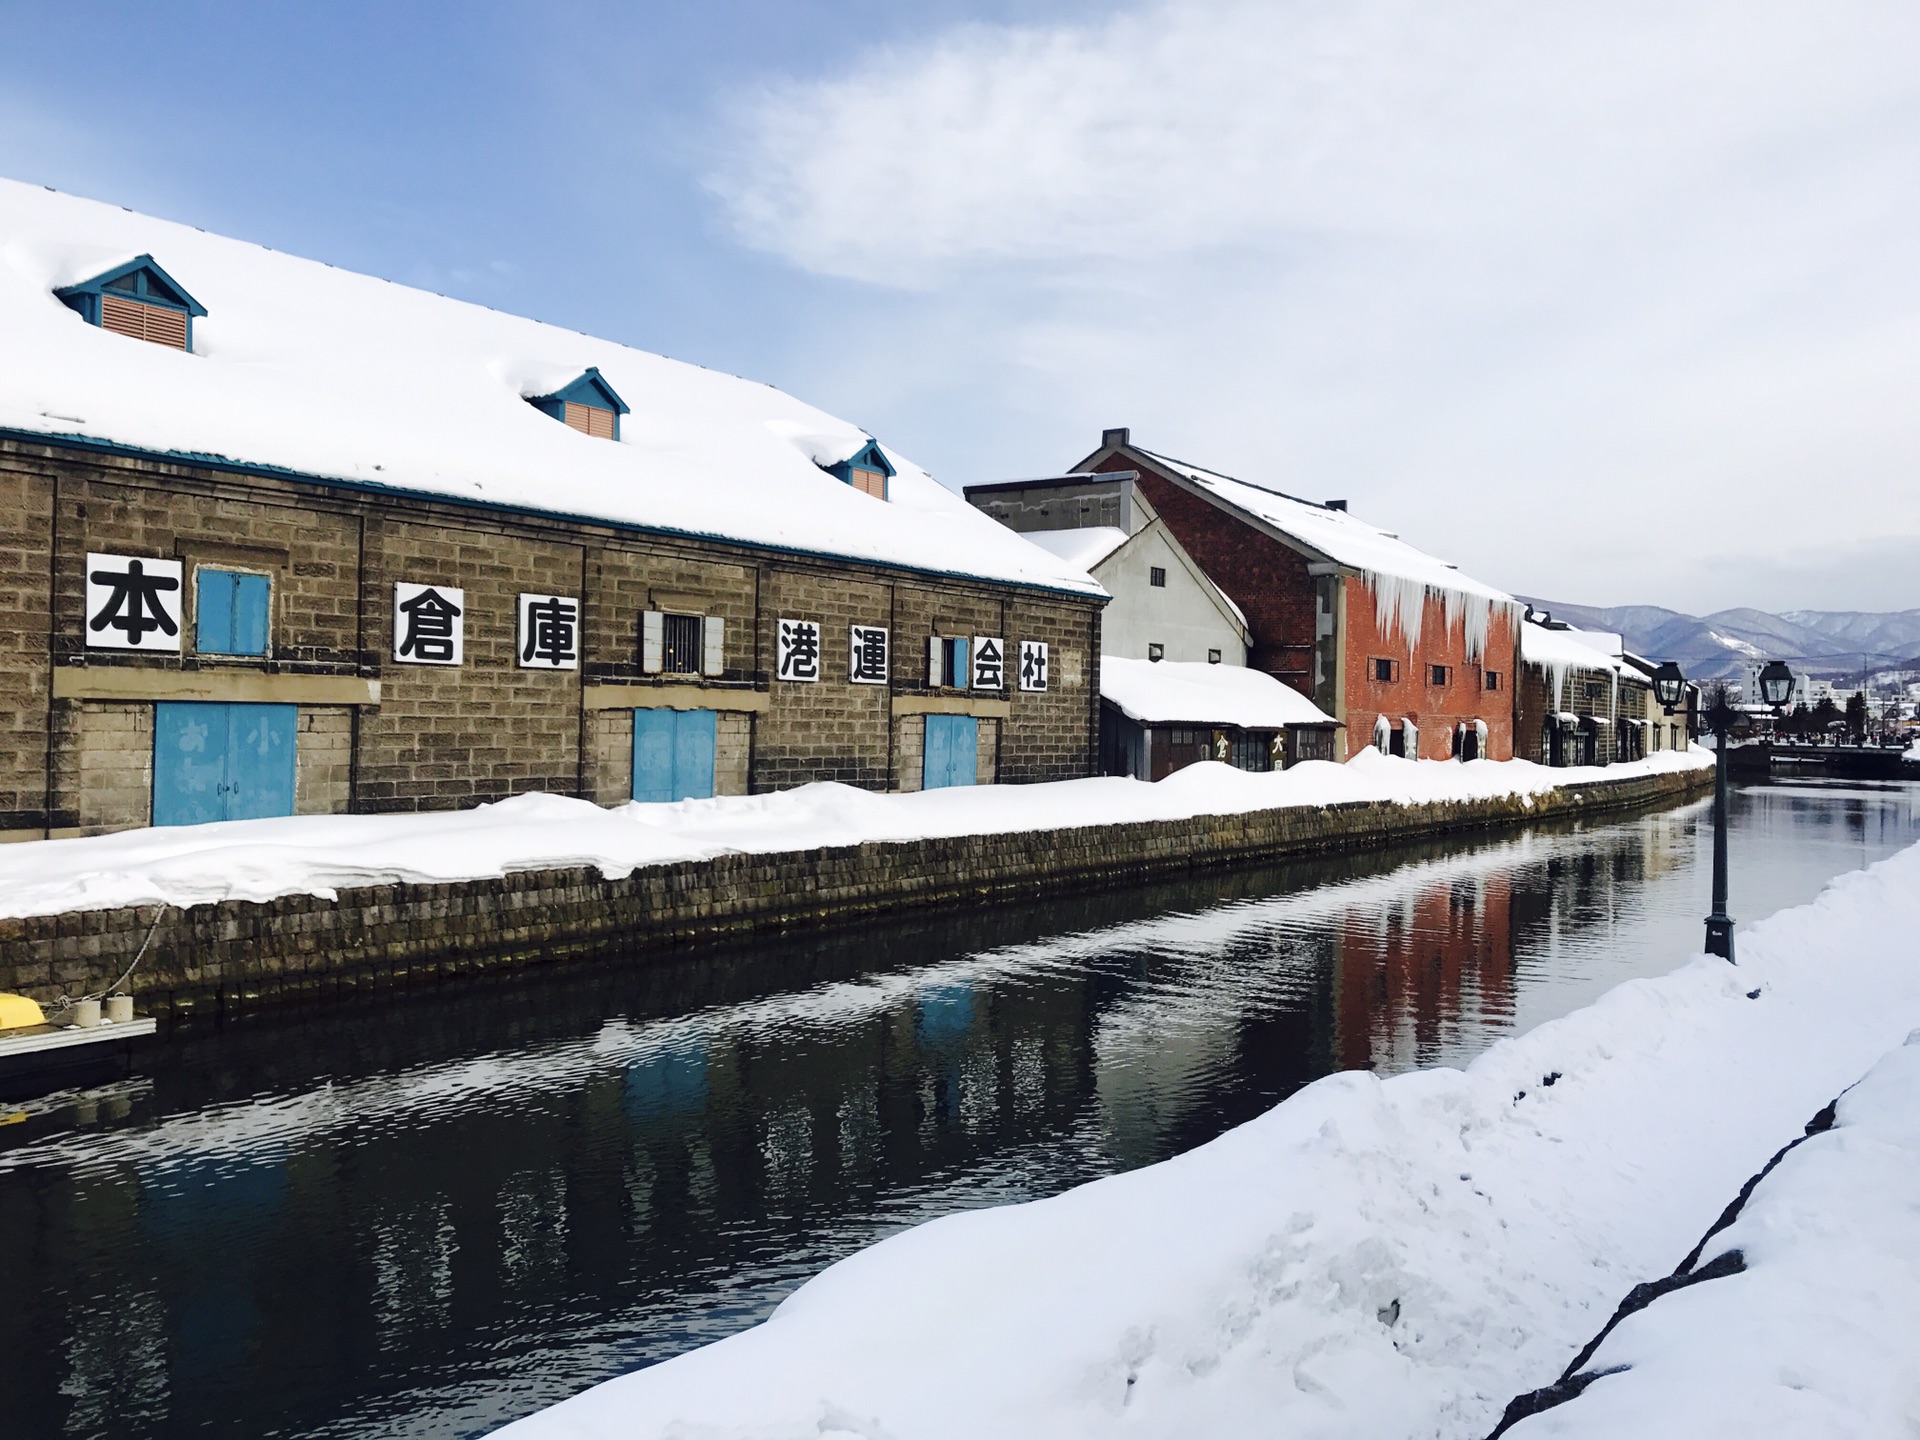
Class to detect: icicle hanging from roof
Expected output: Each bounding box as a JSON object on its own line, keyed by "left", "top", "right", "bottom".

{"left": 1368, "top": 573, "right": 1514, "bottom": 663}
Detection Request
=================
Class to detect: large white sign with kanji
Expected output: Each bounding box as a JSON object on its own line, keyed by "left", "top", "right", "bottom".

{"left": 971, "top": 635, "right": 1005, "bottom": 690}
{"left": 1018, "top": 640, "right": 1049, "bottom": 692}
{"left": 85, "top": 552, "right": 183, "bottom": 652}
{"left": 517, "top": 593, "right": 580, "bottom": 670}
{"left": 849, "top": 625, "right": 889, "bottom": 684}
{"left": 393, "top": 582, "right": 465, "bottom": 665}
{"left": 777, "top": 618, "right": 821, "bottom": 682}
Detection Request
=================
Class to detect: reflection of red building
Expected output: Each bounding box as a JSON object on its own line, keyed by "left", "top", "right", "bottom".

{"left": 1068, "top": 430, "right": 1521, "bottom": 760}
{"left": 1332, "top": 873, "right": 1516, "bottom": 1072}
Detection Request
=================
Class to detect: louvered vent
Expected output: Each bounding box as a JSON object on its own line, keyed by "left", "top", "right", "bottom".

{"left": 563, "top": 402, "right": 617, "bottom": 439}
{"left": 850, "top": 467, "right": 888, "bottom": 499}
{"left": 100, "top": 294, "right": 189, "bottom": 350}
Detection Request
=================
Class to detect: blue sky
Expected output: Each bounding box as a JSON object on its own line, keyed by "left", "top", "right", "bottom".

{"left": 4, "top": 2, "right": 1919, "bottom": 614}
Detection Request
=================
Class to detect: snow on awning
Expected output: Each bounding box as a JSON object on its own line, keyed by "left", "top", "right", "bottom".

{"left": 1554, "top": 711, "right": 1581, "bottom": 724}
{"left": 1101, "top": 658, "right": 1338, "bottom": 730}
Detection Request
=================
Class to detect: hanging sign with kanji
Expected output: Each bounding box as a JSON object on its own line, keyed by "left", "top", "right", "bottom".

{"left": 85, "top": 552, "right": 183, "bottom": 652}
{"left": 393, "top": 582, "right": 466, "bottom": 665}
{"left": 971, "top": 635, "right": 1005, "bottom": 690}
{"left": 777, "top": 618, "right": 821, "bottom": 682}
{"left": 1018, "top": 640, "right": 1049, "bottom": 692}
{"left": 849, "top": 625, "right": 889, "bottom": 684}
{"left": 517, "top": 593, "right": 580, "bottom": 670}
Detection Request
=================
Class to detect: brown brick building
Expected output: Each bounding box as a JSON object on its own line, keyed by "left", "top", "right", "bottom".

{"left": 970, "top": 430, "right": 1521, "bottom": 762}
{"left": 0, "top": 184, "right": 1103, "bottom": 837}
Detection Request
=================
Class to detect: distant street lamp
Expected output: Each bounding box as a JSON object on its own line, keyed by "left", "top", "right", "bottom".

{"left": 1695, "top": 659, "right": 1796, "bottom": 963}
{"left": 1652, "top": 662, "right": 1685, "bottom": 710}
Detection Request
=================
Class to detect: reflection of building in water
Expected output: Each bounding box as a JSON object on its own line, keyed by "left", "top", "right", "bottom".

{"left": 1331, "top": 873, "right": 1517, "bottom": 1072}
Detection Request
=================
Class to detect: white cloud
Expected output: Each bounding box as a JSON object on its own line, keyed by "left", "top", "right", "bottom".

{"left": 706, "top": 1, "right": 1920, "bottom": 613}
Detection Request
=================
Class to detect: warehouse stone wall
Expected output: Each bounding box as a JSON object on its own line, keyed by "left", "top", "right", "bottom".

{"left": 0, "top": 763, "right": 1712, "bottom": 1013}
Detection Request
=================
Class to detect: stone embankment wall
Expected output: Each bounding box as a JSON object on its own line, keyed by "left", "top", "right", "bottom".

{"left": 0, "top": 766, "right": 1710, "bottom": 1013}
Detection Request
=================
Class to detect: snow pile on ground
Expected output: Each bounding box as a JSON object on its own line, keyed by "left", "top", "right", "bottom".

{"left": 1905, "top": 737, "right": 1920, "bottom": 763}
{"left": 1503, "top": 1032, "right": 1920, "bottom": 1438}
{"left": 493, "top": 833, "right": 1920, "bottom": 1440}
{"left": 0, "top": 748, "right": 1708, "bottom": 922}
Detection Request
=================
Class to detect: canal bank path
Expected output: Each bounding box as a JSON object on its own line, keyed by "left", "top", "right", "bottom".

{"left": 0, "top": 748, "right": 1710, "bottom": 923}
{"left": 497, "top": 831, "right": 1920, "bottom": 1440}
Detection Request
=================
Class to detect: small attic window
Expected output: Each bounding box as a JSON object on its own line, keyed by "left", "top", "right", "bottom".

{"left": 526, "top": 367, "right": 630, "bottom": 441}
{"left": 55, "top": 254, "right": 206, "bottom": 351}
{"left": 823, "top": 439, "right": 895, "bottom": 501}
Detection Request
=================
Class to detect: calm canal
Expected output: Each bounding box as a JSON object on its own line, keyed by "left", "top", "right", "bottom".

{"left": 4, "top": 776, "right": 1916, "bottom": 1439}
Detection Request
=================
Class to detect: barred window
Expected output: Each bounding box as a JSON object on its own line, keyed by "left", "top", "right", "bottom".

{"left": 663, "top": 613, "right": 702, "bottom": 673}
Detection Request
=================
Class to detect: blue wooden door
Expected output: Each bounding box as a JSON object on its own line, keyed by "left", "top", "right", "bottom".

{"left": 923, "top": 714, "right": 978, "bottom": 789}
{"left": 226, "top": 704, "right": 296, "bottom": 820}
{"left": 632, "top": 708, "right": 716, "bottom": 802}
{"left": 153, "top": 702, "right": 295, "bottom": 826}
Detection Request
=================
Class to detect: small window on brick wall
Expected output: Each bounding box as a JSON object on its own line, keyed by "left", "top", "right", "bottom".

{"left": 1483, "top": 669, "right": 1502, "bottom": 692}
{"left": 1372, "top": 657, "right": 1400, "bottom": 682}
{"left": 1430, "top": 664, "right": 1451, "bottom": 686}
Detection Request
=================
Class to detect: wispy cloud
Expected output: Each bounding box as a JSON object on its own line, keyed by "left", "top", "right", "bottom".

{"left": 705, "top": 1, "right": 1920, "bottom": 612}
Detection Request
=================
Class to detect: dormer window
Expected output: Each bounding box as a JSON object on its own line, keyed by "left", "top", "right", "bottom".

{"left": 526, "top": 367, "right": 629, "bottom": 441}
{"left": 55, "top": 255, "right": 206, "bottom": 351}
{"left": 823, "top": 439, "right": 895, "bottom": 501}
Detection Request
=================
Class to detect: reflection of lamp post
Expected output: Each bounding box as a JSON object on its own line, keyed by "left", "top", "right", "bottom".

{"left": 1696, "top": 661, "right": 1794, "bottom": 962}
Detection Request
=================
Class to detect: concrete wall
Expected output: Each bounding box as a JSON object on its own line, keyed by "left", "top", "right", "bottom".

{"left": 0, "top": 762, "right": 1712, "bottom": 1011}
{"left": 1091, "top": 521, "right": 1247, "bottom": 665}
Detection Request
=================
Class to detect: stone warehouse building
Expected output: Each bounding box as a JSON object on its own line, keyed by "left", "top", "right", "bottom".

{"left": 970, "top": 431, "right": 1521, "bottom": 761}
{"left": 0, "top": 182, "right": 1104, "bottom": 837}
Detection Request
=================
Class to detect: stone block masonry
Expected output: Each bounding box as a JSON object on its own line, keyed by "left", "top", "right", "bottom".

{"left": 0, "top": 765, "right": 1712, "bottom": 1014}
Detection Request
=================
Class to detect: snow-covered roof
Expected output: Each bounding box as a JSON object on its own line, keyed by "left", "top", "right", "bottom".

{"left": 0, "top": 180, "right": 1102, "bottom": 597}
{"left": 1520, "top": 620, "right": 1625, "bottom": 674}
{"left": 1020, "top": 526, "right": 1130, "bottom": 571}
{"left": 1133, "top": 447, "right": 1518, "bottom": 656}
{"left": 1100, "top": 658, "right": 1337, "bottom": 729}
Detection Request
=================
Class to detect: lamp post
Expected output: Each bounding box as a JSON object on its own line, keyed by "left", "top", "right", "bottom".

{"left": 1687, "top": 660, "right": 1794, "bottom": 963}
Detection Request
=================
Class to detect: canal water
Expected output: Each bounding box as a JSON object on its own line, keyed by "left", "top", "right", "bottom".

{"left": 4, "top": 776, "right": 1916, "bottom": 1440}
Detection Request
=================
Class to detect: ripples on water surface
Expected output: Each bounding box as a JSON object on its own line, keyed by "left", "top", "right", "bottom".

{"left": 3, "top": 777, "right": 1915, "bottom": 1439}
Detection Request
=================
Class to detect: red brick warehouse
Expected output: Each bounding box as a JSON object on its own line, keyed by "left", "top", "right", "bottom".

{"left": 1071, "top": 430, "right": 1521, "bottom": 761}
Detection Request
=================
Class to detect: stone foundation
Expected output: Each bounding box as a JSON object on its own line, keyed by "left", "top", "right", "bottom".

{"left": 0, "top": 765, "right": 1711, "bottom": 1013}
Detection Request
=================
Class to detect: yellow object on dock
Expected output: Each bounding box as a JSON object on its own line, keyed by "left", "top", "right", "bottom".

{"left": 0, "top": 994, "right": 47, "bottom": 1030}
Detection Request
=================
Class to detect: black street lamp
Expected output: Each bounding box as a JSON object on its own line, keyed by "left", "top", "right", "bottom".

{"left": 1652, "top": 662, "right": 1685, "bottom": 710}
{"left": 1696, "top": 659, "right": 1796, "bottom": 963}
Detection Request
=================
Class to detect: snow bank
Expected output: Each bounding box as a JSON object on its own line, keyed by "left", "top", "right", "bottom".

{"left": 0, "top": 180, "right": 1099, "bottom": 597}
{"left": 1100, "top": 657, "right": 1337, "bottom": 728}
{"left": 0, "top": 749, "right": 1708, "bottom": 922}
{"left": 1502, "top": 1032, "right": 1920, "bottom": 1439}
{"left": 494, "top": 827, "right": 1920, "bottom": 1440}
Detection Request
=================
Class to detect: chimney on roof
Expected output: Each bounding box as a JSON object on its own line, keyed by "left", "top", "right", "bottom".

{"left": 1325, "top": 499, "right": 1347, "bottom": 511}
{"left": 1102, "top": 427, "right": 1130, "bottom": 449}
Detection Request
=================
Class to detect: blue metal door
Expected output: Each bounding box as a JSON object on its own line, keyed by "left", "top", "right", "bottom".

{"left": 632, "top": 708, "right": 716, "bottom": 802}
{"left": 226, "top": 704, "right": 296, "bottom": 820}
{"left": 153, "top": 702, "right": 295, "bottom": 826}
{"left": 923, "top": 714, "right": 978, "bottom": 789}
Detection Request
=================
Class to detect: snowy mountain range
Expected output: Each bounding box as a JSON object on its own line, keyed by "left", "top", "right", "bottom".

{"left": 1517, "top": 599, "right": 1920, "bottom": 681}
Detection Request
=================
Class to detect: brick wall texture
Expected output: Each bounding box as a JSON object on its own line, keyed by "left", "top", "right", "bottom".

{"left": 0, "top": 437, "right": 1102, "bottom": 834}
{"left": 0, "top": 763, "right": 1712, "bottom": 1011}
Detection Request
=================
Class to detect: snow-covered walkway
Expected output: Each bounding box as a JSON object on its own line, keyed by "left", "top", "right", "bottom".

{"left": 495, "top": 834, "right": 1920, "bottom": 1440}
{"left": 1500, "top": 1032, "right": 1920, "bottom": 1438}
{"left": 0, "top": 748, "right": 1707, "bottom": 922}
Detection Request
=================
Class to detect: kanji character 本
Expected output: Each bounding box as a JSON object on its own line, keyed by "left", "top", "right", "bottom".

{"left": 394, "top": 583, "right": 465, "bottom": 665}
{"left": 849, "top": 625, "right": 889, "bottom": 684}
{"left": 778, "top": 618, "right": 821, "bottom": 681}
{"left": 86, "top": 554, "right": 181, "bottom": 650}
{"left": 518, "top": 593, "right": 580, "bottom": 669}
{"left": 1018, "top": 640, "right": 1049, "bottom": 692}
{"left": 972, "top": 636, "right": 1004, "bottom": 690}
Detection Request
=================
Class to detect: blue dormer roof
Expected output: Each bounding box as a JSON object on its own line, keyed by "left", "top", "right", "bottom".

{"left": 56, "top": 254, "right": 208, "bottom": 322}
{"left": 55, "top": 251, "right": 207, "bottom": 345}
{"left": 527, "top": 367, "right": 630, "bottom": 416}
{"left": 823, "top": 439, "right": 896, "bottom": 484}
